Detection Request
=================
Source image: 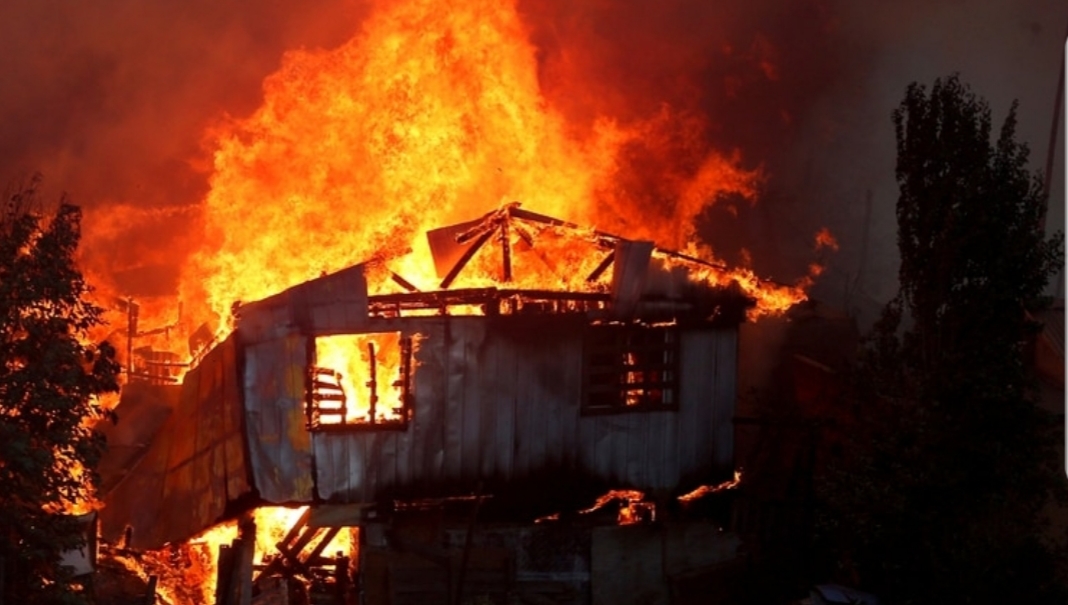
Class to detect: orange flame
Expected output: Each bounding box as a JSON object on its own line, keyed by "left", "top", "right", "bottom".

{"left": 176, "top": 0, "right": 805, "bottom": 337}
{"left": 815, "top": 227, "right": 839, "bottom": 252}
{"left": 155, "top": 506, "right": 354, "bottom": 605}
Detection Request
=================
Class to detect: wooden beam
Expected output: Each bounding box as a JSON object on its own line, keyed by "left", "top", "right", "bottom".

{"left": 440, "top": 229, "right": 494, "bottom": 290}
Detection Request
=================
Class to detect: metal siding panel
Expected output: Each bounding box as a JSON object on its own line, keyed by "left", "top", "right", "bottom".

{"left": 494, "top": 333, "right": 517, "bottom": 481}
{"left": 458, "top": 323, "right": 482, "bottom": 484}
{"left": 354, "top": 436, "right": 370, "bottom": 502}
{"left": 444, "top": 319, "right": 465, "bottom": 482}
{"left": 364, "top": 433, "right": 383, "bottom": 501}
{"left": 712, "top": 329, "right": 737, "bottom": 472}
{"left": 410, "top": 320, "right": 447, "bottom": 488}
{"left": 477, "top": 330, "right": 499, "bottom": 479}
{"left": 221, "top": 336, "right": 250, "bottom": 500}
{"left": 544, "top": 336, "right": 574, "bottom": 469}
{"left": 380, "top": 431, "right": 398, "bottom": 492}
{"left": 677, "top": 331, "right": 709, "bottom": 479}
{"left": 611, "top": 416, "right": 631, "bottom": 485}
{"left": 244, "top": 334, "right": 314, "bottom": 503}
{"left": 583, "top": 416, "right": 614, "bottom": 481}
{"left": 512, "top": 341, "right": 534, "bottom": 479}
{"left": 627, "top": 414, "right": 651, "bottom": 488}
{"left": 696, "top": 330, "right": 719, "bottom": 473}
{"left": 394, "top": 416, "right": 413, "bottom": 488}
{"left": 312, "top": 433, "right": 349, "bottom": 501}
{"left": 197, "top": 351, "right": 225, "bottom": 531}
{"left": 560, "top": 338, "right": 582, "bottom": 470}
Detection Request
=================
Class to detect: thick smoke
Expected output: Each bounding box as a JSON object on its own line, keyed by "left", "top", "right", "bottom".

{"left": 0, "top": 0, "right": 1063, "bottom": 327}
{"left": 520, "top": 0, "right": 1066, "bottom": 325}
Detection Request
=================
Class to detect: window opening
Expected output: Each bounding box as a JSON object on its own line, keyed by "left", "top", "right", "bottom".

{"left": 307, "top": 332, "right": 413, "bottom": 430}
{"left": 583, "top": 323, "right": 679, "bottom": 414}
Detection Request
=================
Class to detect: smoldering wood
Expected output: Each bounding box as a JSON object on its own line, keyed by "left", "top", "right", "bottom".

{"left": 390, "top": 271, "right": 420, "bottom": 293}
{"left": 586, "top": 251, "right": 615, "bottom": 283}
{"left": 143, "top": 576, "right": 158, "bottom": 605}
{"left": 439, "top": 228, "right": 494, "bottom": 290}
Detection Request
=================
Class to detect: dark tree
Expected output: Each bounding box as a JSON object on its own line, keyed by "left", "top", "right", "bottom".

{"left": 0, "top": 176, "right": 119, "bottom": 604}
{"left": 815, "top": 75, "right": 1066, "bottom": 604}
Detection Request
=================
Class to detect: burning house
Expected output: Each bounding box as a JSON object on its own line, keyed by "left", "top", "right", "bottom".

{"left": 96, "top": 204, "right": 771, "bottom": 603}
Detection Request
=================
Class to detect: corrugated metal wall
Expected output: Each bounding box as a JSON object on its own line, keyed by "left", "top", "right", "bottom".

{"left": 243, "top": 330, "right": 315, "bottom": 503}
{"left": 100, "top": 334, "right": 249, "bottom": 549}
{"left": 291, "top": 315, "right": 737, "bottom": 503}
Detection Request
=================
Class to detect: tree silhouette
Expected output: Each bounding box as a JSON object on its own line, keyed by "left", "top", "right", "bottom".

{"left": 815, "top": 75, "right": 1066, "bottom": 605}
{"left": 0, "top": 175, "right": 120, "bottom": 603}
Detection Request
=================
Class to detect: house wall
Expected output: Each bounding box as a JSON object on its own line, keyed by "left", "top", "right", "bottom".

{"left": 240, "top": 314, "right": 738, "bottom": 505}
{"left": 100, "top": 334, "right": 249, "bottom": 549}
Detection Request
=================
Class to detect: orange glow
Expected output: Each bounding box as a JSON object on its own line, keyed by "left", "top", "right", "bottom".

{"left": 175, "top": 0, "right": 811, "bottom": 339}
{"left": 158, "top": 506, "right": 354, "bottom": 605}
{"left": 580, "top": 489, "right": 645, "bottom": 515}
{"left": 313, "top": 332, "right": 408, "bottom": 425}
{"left": 815, "top": 227, "right": 839, "bottom": 251}
{"left": 677, "top": 469, "right": 743, "bottom": 503}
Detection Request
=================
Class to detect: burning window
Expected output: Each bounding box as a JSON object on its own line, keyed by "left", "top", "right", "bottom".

{"left": 582, "top": 323, "right": 679, "bottom": 413}
{"left": 307, "top": 332, "right": 414, "bottom": 430}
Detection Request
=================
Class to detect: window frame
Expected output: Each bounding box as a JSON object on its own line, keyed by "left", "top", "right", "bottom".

{"left": 580, "top": 322, "right": 680, "bottom": 415}
{"left": 305, "top": 332, "right": 414, "bottom": 432}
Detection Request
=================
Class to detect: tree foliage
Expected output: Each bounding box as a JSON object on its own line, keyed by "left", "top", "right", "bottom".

{"left": 0, "top": 176, "right": 119, "bottom": 603}
{"left": 815, "top": 75, "right": 1066, "bottom": 604}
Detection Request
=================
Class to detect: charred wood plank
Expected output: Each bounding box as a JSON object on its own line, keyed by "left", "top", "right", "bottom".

{"left": 391, "top": 272, "right": 420, "bottom": 293}
{"left": 440, "top": 229, "right": 494, "bottom": 290}
{"left": 500, "top": 218, "right": 512, "bottom": 283}
{"left": 586, "top": 251, "right": 615, "bottom": 282}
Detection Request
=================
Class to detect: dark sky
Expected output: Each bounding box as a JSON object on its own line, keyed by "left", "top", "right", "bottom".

{"left": 0, "top": 0, "right": 1063, "bottom": 327}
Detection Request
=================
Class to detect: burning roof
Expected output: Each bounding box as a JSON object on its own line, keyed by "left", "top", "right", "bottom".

{"left": 100, "top": 208, "right": 758, "bottom": 551}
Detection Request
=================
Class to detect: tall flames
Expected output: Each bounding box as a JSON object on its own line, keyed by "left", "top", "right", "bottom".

{"left": 175, "top": 0, "right": 813, "bottom": 337}
{"left": 82, "top": 0, "right": 837, "bottom": 600}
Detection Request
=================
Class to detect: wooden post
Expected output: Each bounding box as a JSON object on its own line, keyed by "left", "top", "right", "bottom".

{"left": 228, "top": 515, "right": 256, "bottom": 605}
{"left": 215, "top": 545, "right": 234, "bottom": 605}
{"left": 143, "top": 576, "right": 158, "bottom": 605}
{"left": 367, "top": 342, "right": 378, "bottom": 424}
{"left": 500, "top": 217, "right": 512, "bottom": 283}
{"left": 335, "top": 552, "right": 349, "bottom": 605}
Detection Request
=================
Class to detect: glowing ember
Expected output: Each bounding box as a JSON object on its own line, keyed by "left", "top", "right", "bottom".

{"left": 815, "top": 227, "right": 840, "bottom": 251}
{"left": 677, "top": 469, "right": 743, "bottom": 503}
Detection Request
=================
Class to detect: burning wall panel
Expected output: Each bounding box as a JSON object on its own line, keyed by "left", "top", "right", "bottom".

{"left": 100, "top": 335, "right": 249, "bottom": 549}
{"left": 243, "top": 332, "right": 314, "bottom": 503}
{"left": 307, "top": 314, "right": 737, "bottom": 504}
{"left": 235, "top": 263, "right": 369, "bottom": 344}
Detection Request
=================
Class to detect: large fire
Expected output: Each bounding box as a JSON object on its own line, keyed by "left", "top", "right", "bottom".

{"left": 84, "top": 0, "right": 835, "bottom": 600}
{"left": 175, "top": 0, "right": 815, "bottom": 340}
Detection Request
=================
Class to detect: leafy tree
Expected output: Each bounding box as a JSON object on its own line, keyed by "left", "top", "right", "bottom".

{"left": 0, "top": 176, "right": 119, "bottom": 604}
{"left": 814, "top": 75, "right": 1066, "bottom": 604}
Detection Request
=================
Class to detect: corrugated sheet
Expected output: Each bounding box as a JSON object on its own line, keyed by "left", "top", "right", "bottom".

{"left": 610, "top": 240, "right": 654, "bottom": 318}
{"left": 236, "top": 263, "right": 368, "bottom": 344}
{"left": 309, "top": 315, "right": 737, "bottom": 502}
{"left": 244, "top": 331, "right": 315, "bottom": 502}
{"left": 100, "top": 335, "right": 249, "bottom": 549}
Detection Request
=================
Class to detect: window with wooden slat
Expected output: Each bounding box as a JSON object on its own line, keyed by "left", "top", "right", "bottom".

{"left": 306, "top": 332, "right": 413, "bottom": 431}
{"left": 582, "top": 323, "right": 679, "bottom": 414}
